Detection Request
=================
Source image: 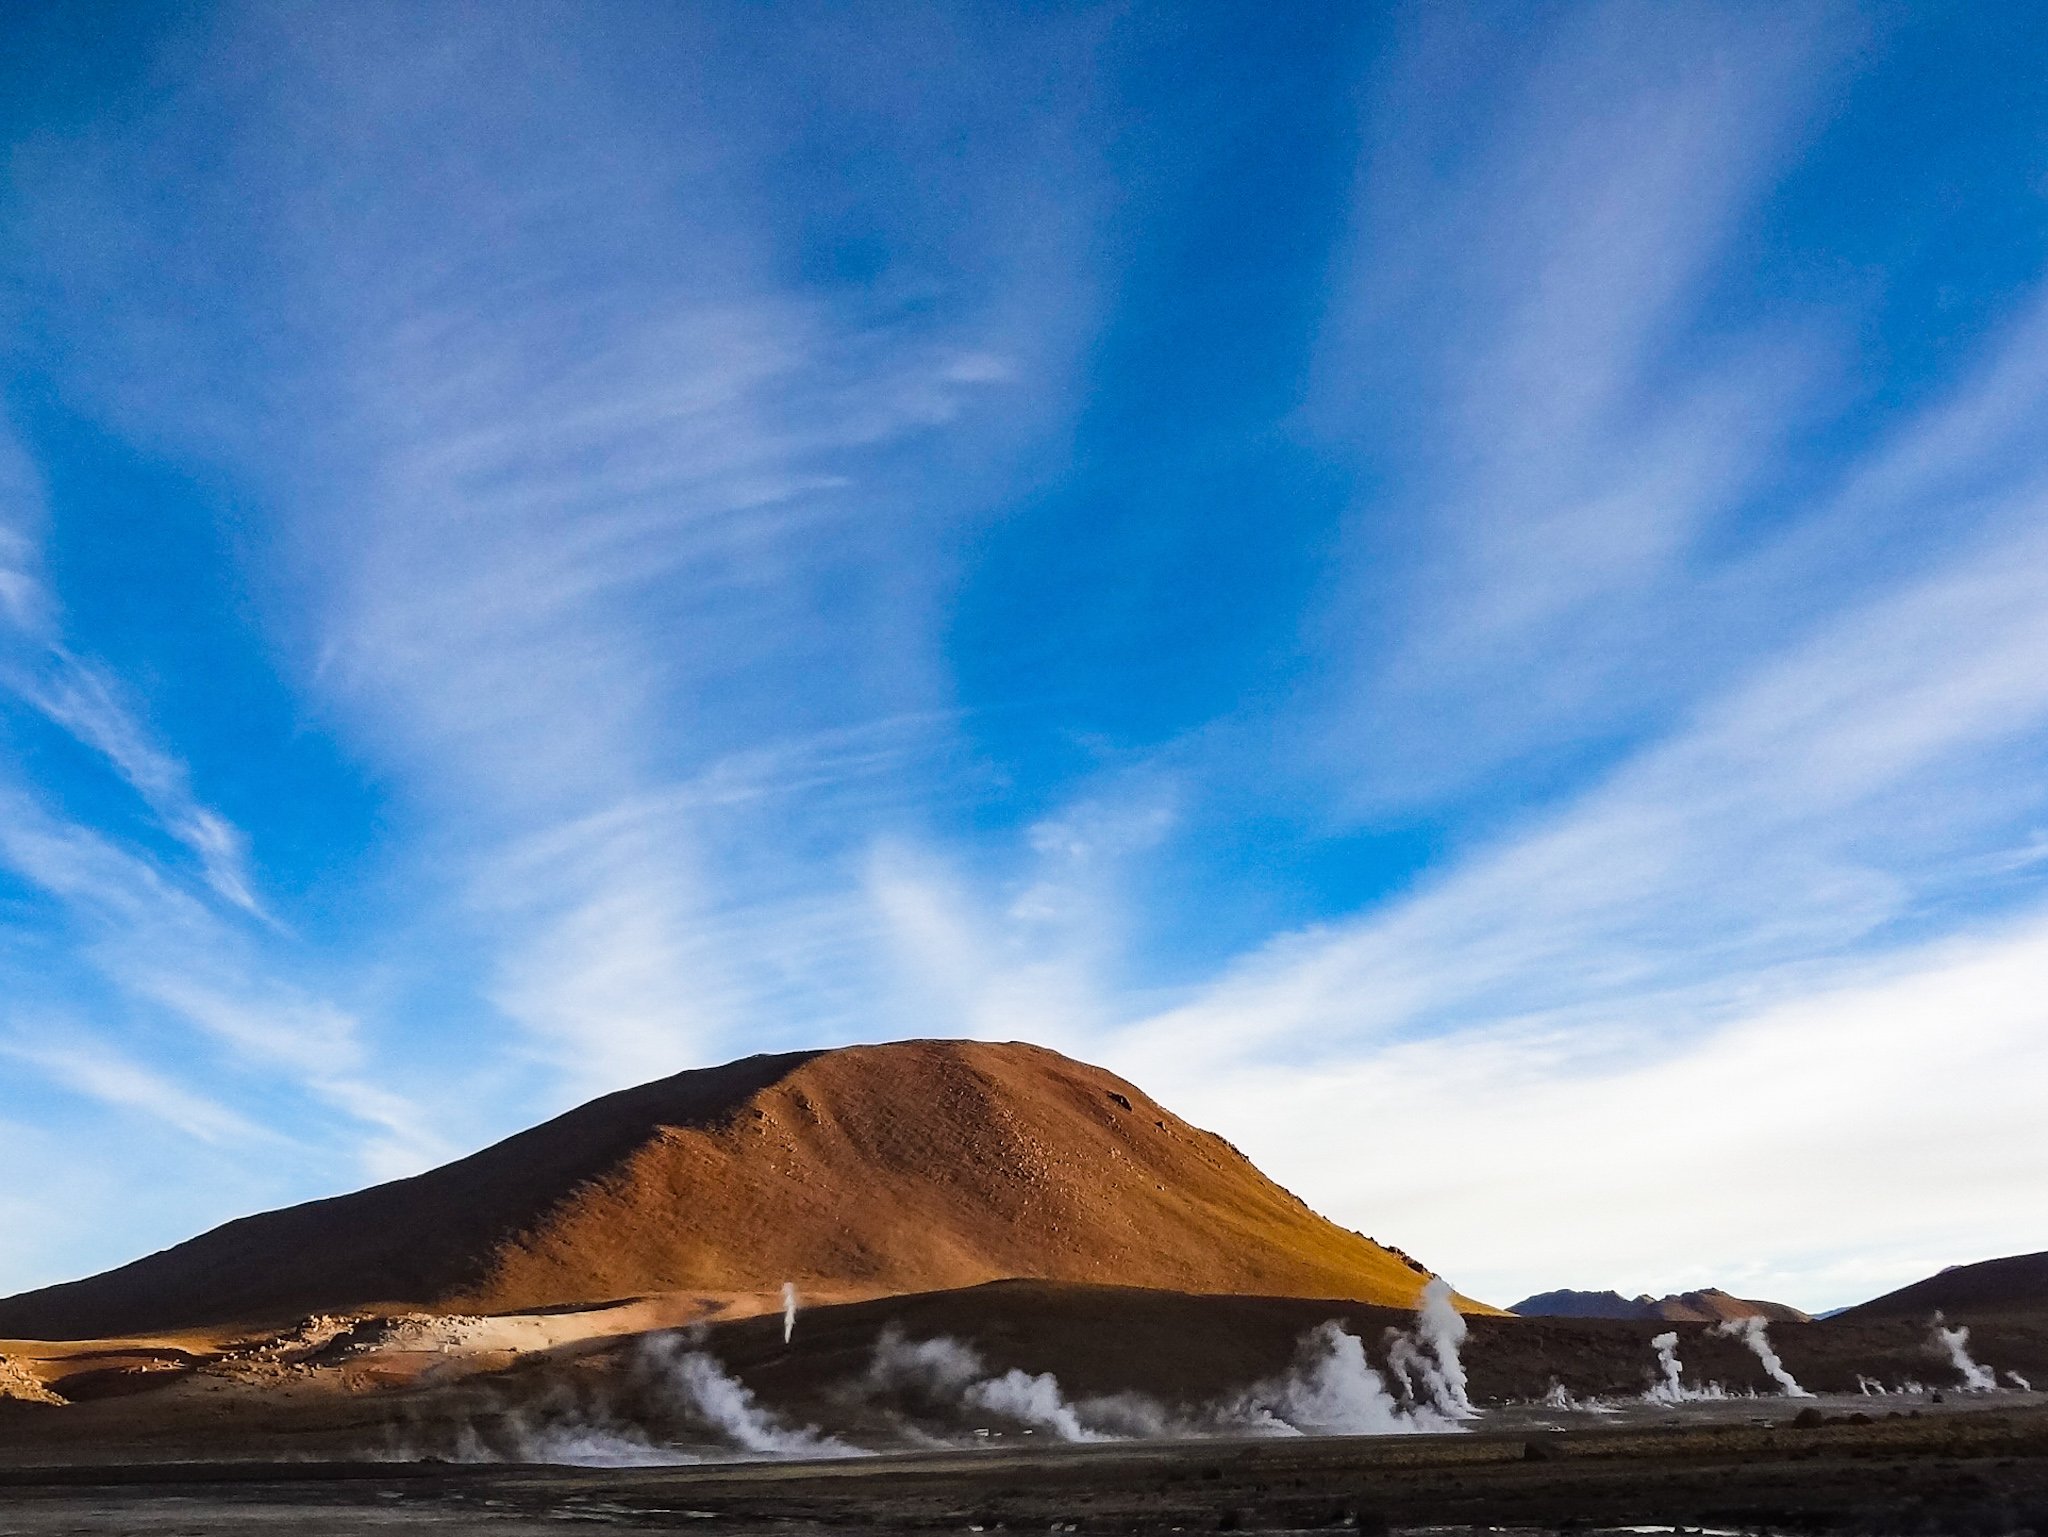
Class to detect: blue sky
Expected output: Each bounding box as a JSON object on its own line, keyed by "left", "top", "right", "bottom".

{"left": 3, "top": 1, "right": 2047, "bottom": 1313}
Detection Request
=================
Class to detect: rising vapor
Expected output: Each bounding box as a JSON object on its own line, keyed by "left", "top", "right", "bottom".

{"left": 1645, "top": 1331, "right": 1688, "bottom": 1405}
{"left": 1930, "top": 1314, "right": 1998, "bottom": 1391}
{"left": 1381, "top": 1277, "right": 1477, "bottom": 1418}
{"left": 1710, "top": 1316, "right": 1810, "bottom": 1398}
{"left": 439, "top": 1333, "right": 866, "bottom": 1466}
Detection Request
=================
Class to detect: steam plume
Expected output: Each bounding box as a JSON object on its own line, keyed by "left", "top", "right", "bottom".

{"left": 861, "top": 1304, "right": 1473, "bottom": 1443}
{"left": 1233, "top": 1320, "right": 1454, "bottom": 1435}
{"left": 861, "top": 1324, "right": 1119, "bottom": 1442}
{"left": 439, "top": 1279, "right": 1492, "bottom": 1462}
{"left": 965, "top": 1368, "right": 1108, "bottom": 1442}
{"left": 2008, "top": 1371, "right": 2033, "bottom": 1391}
{"left": 649, "top": 1340, "right": 859, "bottom": 1457}
{"left": 1382, "top": 1277, "right": 1477, "bottom": 1418}
{"left": 864, "top": 1322, "right": 986, "bottom": 1399}
{"left": 1930, "top": 1314, "right": 1997, "bottom": 1391}
{"left": 1709, "top": 1316, "right": 1810, "bottom": 1397}
{"left": 1645, "top": 1331, "right": 1688, "bottom": 1404}
{"left": 441, "top": 1334, "right": 866, "bottom": 1465}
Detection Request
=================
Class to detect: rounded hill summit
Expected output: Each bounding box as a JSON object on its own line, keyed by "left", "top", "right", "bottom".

{"left": 0, "top": 1039, "right": 1453, "bottom": 1340}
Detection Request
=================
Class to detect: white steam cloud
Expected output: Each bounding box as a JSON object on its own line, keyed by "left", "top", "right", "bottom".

{"left": 1710, "top": 1316, "right": 1811, "bottom": 1398}
{"left": 1641, "top": 1331, "right": 1727, "bottom": 1403}
{"left": 862, "top": 1324, "right": 1132, "bottom": 1442}
{"left": 859, "top": 1281, "right": 1478, "bottom": 1444}
{"left": 2007, "top": 1370, "right": 2033, "bottom": 1391}
{"left": 488, "top": 1418, "right": 684, "bottom": 1468}
{"left": 1230, "top": 1319, "right": 1458, "bottom": 1435}
{"left": 443, "top": 1333, "right": 865, "bottom": 1466}
{"left": 965, "top": 1368, "right": 1110, "bottom": 1442}
{"left": 649, "top": 1338, "right": 860, "bottom": 1458}
{"left": 420, "top": 1284, "right": 1488, "bottom": 1463}
{"left": 864, "top": 1323, "right": 989, "bottom": 1399}
{"left": 1930, "top": 1314, "right": 1998, "bottom": 1392}
{"left": 1646, "top": 1331, "right": 1688, "bottom": 1404}
{"left": 1382, "top": 1277, "right": 1477, "bottom": 1418}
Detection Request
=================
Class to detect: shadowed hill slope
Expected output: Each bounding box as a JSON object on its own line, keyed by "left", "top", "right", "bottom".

{"left": 1840, "top": 1251, "right": 2048, "bottom": 1320}
{"left": 0, "top": 1039, "right": 1469, "bottom": 1340}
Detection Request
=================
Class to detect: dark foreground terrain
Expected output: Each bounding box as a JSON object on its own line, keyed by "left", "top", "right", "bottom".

{"left": 4, "top": 1401, "right": 2048, "bottom": 1536}
{"left": 14, "top": 1280, "right": 2048, "bottom": 1463}
{"left": 8, "top": 1281, "right": 2048, "bottom": 1532}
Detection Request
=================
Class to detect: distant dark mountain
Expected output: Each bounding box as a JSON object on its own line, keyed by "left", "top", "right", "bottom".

{"left": 1837, "top": 1251, "right": 2048, "bottom": 1320}
{"left": 1510, "top": 1289, "right": 1647, "bottom": 1320}
{"left": 1510, "top": 1286, "right": 1811, "bottom": 1324}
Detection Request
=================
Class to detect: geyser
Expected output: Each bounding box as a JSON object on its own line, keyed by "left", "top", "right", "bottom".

{"left": 1930, "top": 1314, "right": 1998, "bottom": 1392}
{"left": 1710, "top": 1316, "right": 1810, "bottom": 1397}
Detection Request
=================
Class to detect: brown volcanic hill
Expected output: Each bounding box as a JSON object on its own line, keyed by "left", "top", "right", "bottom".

{"left": 0, "top": 1039, "right": 1475, "bottom": 1341}
{"left": 1838, "top": 1251, "right": 2048, "bottom": 1320}
{"left": 1657, "top": 1287, "right": 1810, "bottom": 1324}
{"left": 1510, "top": 1287, "right": 1809, "bottom": 1324}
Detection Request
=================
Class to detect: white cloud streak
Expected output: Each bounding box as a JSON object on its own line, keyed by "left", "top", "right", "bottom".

{"left": 2, "top": 1034, "right": 272, "bottom": 1148}
{"left": 1141, "top": 907, "right": 2048, "bottom": 1313}
{"left": 0, "top": 771, "right": 451, "bottom": 1179}
{"left": 4, "top": 2, "right": 2043, "bottom": 1318}
{"left": 129, "top": 8, "right": 1107, "bottom": 1096}
{"left": 0, "top": 424, "right": 449, "bottom": 1181}
{"left": 0, "top": 425, "right": 264, "bottom": 915}
{"left": 1308, "top": 2, "right": 1855, "bottom": 806}
{"left": 1123, "top": 264, "right": 2048, "bottom": 1074}
{"left": 10, "top": 652, "right": 265, "bottom": 917}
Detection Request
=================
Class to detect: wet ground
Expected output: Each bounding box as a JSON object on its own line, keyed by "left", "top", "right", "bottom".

{"left": 3, "top": 1396, "right": 2046, "bottom": 1535}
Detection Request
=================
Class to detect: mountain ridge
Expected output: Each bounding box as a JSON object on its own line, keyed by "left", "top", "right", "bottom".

{"left": 1509, "top": 1286, "right": 1811, "bottom": 1324}
{"left": 1838, "top": 1251, "right": 2048, "bottom": 1320}
{"left": 0, "top": 1039, "right": 1478, "bottom": 1341}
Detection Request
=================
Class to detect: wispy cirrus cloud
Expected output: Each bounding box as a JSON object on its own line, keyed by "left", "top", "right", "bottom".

{"left": 1153, "top": 907, "right": 2048, "bottom": 1313}
{"left": 4, "top": 0, "right": 2045, "bottom": 1316}
{"left": 334, "top": 296, "right": 1020, "bottom": 1082}
{"left": 5, "top": 4, "right": 1105, "bottom": 1141}
{"left": 1043, "top": 8, "right": 2046, "bottom": 1006}
{"left": 124, "top": 6, "right": 1111, "bottom": 1096}
{"left": 1, "top": 1032, "right": 272, "bottom": 1148}
{"left": 849, "top": 8, "right": 2048, "bottom": 1307}
{"left": 1069, "top": 16, "right": 2048, "bottom": 1301}
{"left": 0, "top": 770, "right": 452, "bottom": 1179}
{"left": 9, "top": 652, "right": 265, "bottom": 918}
{"left": 0, "top": 428, "right": 264, "bottom": 916}
{"left": 1124, "top": 473, "right": 2048, "bottom": 1076}
{"left": 1305, "top": 2, "right": 1856, "bottom": 809}
{"left": 0, "top": 437, "right": 448, "bottom": 1178}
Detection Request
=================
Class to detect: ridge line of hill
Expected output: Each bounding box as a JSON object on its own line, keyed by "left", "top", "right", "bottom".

{"left": 0, "top": 1038, "right": 1493, "bottom": 1341}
